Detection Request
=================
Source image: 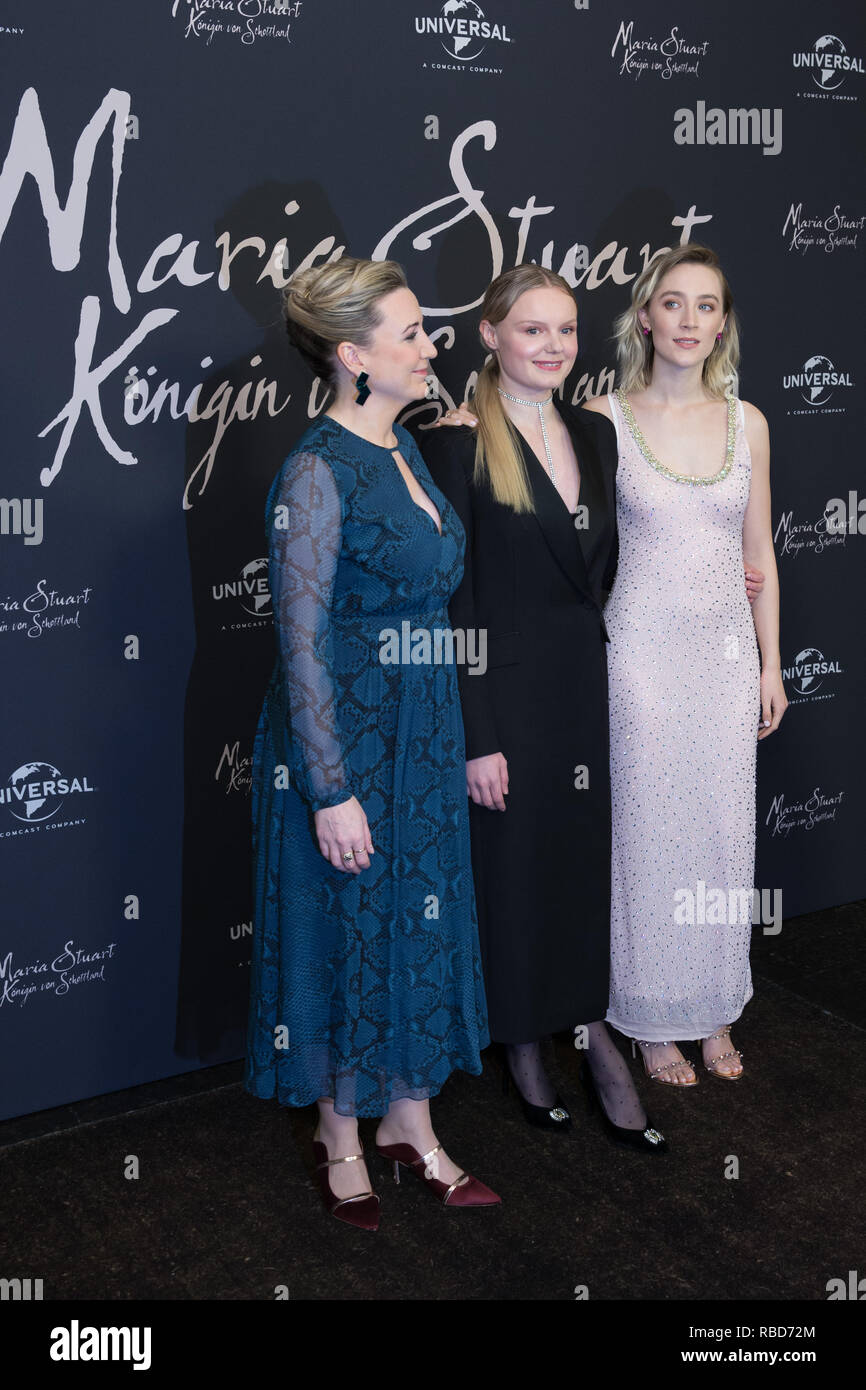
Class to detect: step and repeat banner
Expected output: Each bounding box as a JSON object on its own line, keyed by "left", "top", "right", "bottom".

{"left": 1, "top": 1, "right": 864, "bottom": 1119}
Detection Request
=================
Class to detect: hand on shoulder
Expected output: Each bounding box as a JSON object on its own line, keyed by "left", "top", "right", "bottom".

{"left": 433, "top": 403, "right": 478, "bottom": 428}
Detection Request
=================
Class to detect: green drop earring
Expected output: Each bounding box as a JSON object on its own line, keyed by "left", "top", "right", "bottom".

{"left": 354, "top": 371, "right": 370, "bottom": 405}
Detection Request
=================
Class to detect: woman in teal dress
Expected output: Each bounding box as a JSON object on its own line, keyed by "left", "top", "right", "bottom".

{"left": 244, "top": 257, "right": 497, "bottom": 1229}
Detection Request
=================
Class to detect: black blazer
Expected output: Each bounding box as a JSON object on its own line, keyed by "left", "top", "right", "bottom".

{"left": 419, "top": 400, "right": 620, "bottom": 1039}
{"left": 420, "top": 401, "right": 619, "bottom": 760}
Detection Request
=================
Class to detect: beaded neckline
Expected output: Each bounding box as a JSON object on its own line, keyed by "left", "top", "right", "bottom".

{"left": 614, "top": 389, "right": 736, "bottom": 487}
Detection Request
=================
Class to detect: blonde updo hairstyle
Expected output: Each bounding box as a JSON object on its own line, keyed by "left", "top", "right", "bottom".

{"left": 614, "top": 244, "right": 740, "bottom": 399}
{"left": 282, "top": 256, "right": 408, "bottom": 399}
{"left": 473, "top": 264, "right": 577, "bottom": 514}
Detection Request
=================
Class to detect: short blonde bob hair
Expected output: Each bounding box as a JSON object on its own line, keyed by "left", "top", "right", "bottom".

{"left": 282, "top": 256, "right": 407, "bottom": 395}
{"left": 614, "top": 244, "right": 739, "bottom": 398}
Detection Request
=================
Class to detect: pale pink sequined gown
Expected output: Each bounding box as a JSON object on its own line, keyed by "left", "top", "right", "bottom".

{"left": 604, "top": 392, "right": 759, "bottom": 1042}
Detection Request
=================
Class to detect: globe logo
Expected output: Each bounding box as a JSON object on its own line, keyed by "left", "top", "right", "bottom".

{"left": 6, "top": 762, "right": 65, "bottom": 822}
{"left": 802, "top": 355, "right": 835, "bottom": 405}
{"left": 440, "top": 0, "right": 487, "bottom": 61}
{"left": 239, "top": 558, "right": 273, "bottom": 618}
{"left": 790, "top": 648, "right": 825, "bottom": 694}
{"left": 812, "top": 34, "right": 847, "bottom": 90}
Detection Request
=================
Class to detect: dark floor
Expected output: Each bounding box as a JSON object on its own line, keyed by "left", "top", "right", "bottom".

{"left": 1, "top": 901, "right": 863, "bottom": 1301}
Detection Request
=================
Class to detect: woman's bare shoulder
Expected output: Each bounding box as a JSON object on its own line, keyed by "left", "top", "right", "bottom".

{"left": 740, "top": 399, "right": 769, "bottom": 432}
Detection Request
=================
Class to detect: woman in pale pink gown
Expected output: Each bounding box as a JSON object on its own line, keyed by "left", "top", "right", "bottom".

{"left": 585, "top": 244, "right": 787, "bottom": 1086}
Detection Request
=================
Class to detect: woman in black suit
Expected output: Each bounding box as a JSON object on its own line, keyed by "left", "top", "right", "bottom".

{"left": 420, "top": 266, "right": 664, "bottom": 1150}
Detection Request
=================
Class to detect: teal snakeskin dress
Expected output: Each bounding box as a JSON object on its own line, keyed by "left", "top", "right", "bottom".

{"left": 244, "top": 416, "right": 489, "bottom": 1117}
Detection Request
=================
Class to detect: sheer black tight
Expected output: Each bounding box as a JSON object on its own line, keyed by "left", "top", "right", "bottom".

{"left": 505, "top": 1022, "right": 648, "bottom": 1130}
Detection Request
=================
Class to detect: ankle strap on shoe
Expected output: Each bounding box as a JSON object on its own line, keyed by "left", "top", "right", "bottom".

{"left": 317, "top": 1151, "right": 364, "bottom": 1169}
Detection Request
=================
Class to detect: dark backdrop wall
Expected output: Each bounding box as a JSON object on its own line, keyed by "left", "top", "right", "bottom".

{"left": 1, "top": 0, "right": 864, "bottom": 1120}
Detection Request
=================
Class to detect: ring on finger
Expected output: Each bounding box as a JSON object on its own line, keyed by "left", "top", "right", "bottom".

{"left": 342, "top": 850, "right": 355, "bottom": 863}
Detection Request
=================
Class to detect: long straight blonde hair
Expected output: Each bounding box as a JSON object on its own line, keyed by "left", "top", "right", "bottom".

{"left": 614, "top": 244, "right": 740, "bottom": 398}
{"left": 472, "top": 265, "right": 577, "bottom": 513}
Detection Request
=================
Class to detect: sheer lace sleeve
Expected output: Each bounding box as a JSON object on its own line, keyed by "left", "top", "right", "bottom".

{"left": 269, "top": 449, "right": 353, "bottom": 813}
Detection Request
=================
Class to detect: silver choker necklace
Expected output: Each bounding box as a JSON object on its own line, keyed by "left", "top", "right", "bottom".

{"left": 497, "top": 387, "right": 556, "bottom": 485}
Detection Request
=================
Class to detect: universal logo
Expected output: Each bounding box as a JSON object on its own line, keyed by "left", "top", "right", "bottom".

{"left": 782, "top": 355, "right": 853, "bottom": 414}
{"left": 611, "top": 20, "right": 709, "bottom": 81}
{"left": 782, "top": 203, "right": 864, "bottom": 255}
{"left": 793, "top": 34, "right": 864, "bottom": 99}
{"left": 415, "top": 2, "right": 512, "bottom": 73}
{"left": 781, "top": 647, "right": 843, "bottom": 703}
{"left": 0, "top": 762, "right": 95, "bottom": 828}
{"left": 211, "top": 558, "right": 272, "bottom": 629}
{"left": 674, "top": 102, "right": 782, "bottom": 156}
